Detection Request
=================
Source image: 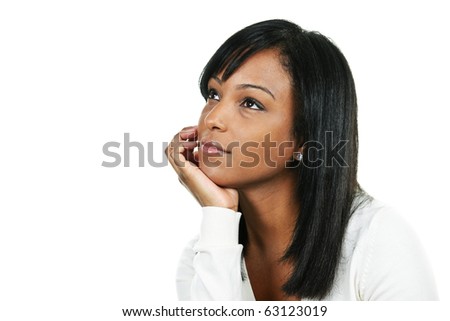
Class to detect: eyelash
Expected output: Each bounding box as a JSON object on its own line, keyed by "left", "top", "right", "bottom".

{"left": 207, "top": 88, "right": 265, "bottom": 111}
{"left": 207, "top": 88, "right": 220, "bottom": 101}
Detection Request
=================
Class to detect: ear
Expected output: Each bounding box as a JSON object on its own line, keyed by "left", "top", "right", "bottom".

{"left": 293, "top": 146, "right": 304, "bottom": 161}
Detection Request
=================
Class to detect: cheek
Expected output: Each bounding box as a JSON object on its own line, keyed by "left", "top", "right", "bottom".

{"left": 244, "top": 128, "right": 296, "bottom": 161}
{"left": 236, "top": 141, "right": 291, "bottom": 165}
{"left": 197, "top": 108, "right": 207, "bottom": 128}
{"left": 241, "top": 139, "right": 296, "bottom": 171}
{"left": 198, "top": 138, "right": 296, "bottom": 188}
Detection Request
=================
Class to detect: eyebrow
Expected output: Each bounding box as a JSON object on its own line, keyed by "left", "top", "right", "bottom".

{"left": 212, "top": 76, "right": 276, "bottom": 101}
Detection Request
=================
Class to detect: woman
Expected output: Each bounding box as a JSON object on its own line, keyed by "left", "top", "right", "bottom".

{"left": 166, "top": 19, "right": 438, "bottom": 300}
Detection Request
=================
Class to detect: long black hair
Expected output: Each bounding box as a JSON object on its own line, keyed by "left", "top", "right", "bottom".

{"left": 199, "top": 19, "right": 366, "bottom": 300}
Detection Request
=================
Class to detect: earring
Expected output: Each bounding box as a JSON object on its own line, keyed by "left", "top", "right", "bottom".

{"left": 294, "top": 152, "right": 303, "bottom": 162}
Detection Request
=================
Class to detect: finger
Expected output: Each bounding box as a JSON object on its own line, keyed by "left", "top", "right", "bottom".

{"left": 180, "top": 140, "right": 198, "bottom": 149}
{"left": 168, "top": 141, "right": 197, "bottom": 169}
{"left": 169, "top": 127, "right": 198, "bottom": 165}
{"left": 179, "top": 126, "right": 198, "bottom": 141}
{"left": 172, "top": 140, "right": 197, "bottom": 166}
{"left": 166, "top": 137, "right": 184, "bottom": 173}
{"left": 180, "top": 125, "right": 197, "bottom": 131}
{"left": 186, "top": 147, "right": 199, "bottom": 166}
{"left": 171, "top": 143, "right": 186, "bottom": 168}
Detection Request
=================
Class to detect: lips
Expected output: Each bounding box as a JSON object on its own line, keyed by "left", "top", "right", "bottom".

{"left": 200, "top": 140, "right": 230, "bottom": 156}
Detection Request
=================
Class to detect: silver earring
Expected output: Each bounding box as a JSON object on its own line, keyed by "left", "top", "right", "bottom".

{"left": 294, "top": 152, "right": 303, "bottom": 162}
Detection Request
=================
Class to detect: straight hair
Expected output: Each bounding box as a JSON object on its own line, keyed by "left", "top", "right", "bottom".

{"left": 199, "top": 19, "right": 367, "bottom": 300}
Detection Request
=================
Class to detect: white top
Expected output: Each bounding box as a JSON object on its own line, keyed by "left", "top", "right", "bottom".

{"left": 176, "top": 198, "right": 438, "bottom": 300}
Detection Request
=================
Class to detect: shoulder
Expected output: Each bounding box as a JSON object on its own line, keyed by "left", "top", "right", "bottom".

{"left": 346, "top": 197, "right": 414, "bottom": 247}
{"left": 346, "top": 197, "right": 438, "bottom": 300}
{"left": 348, "top": 197, "right": 427, "bottom": 258}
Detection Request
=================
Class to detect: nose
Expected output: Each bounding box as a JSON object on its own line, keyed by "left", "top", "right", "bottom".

{"left": 203, "top": 102, "right": 229, "bottom": 132}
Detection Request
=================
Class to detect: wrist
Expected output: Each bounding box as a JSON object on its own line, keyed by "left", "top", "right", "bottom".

{"left": 197, "top": 207, "right": 242, "bottom": 247}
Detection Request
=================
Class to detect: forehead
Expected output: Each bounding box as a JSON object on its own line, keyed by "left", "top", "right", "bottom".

{"left": 215, "top": 49, "right": 292, "bottom": 96}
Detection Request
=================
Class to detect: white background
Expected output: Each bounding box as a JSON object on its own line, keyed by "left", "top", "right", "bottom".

{"left": 1, "top": 0, "right": 449, "bottom": 319}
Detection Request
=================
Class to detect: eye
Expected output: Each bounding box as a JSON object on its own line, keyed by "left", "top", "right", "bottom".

{"left": 207, "top": 88, "right": 220, "bottom": 101}
{"left": 241, "top": 98, "right": 264, "bottom": 110}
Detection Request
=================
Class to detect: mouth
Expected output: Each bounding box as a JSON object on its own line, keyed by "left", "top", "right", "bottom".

{"left": 200, "top": 140, "right": 230, "bottom": 156}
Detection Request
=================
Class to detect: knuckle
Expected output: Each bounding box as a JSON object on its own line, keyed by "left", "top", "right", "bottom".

{"left": 178, "top": 173, "right": 186, "bottom": 183}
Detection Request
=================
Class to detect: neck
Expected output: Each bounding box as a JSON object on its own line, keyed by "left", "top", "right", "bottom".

{"left": 238, "top": 170, "right": 300, "bottom": 258}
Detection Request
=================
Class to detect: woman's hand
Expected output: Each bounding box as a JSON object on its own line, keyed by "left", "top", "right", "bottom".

{"left": 165, "top": 126, "right": 239, "bottom": 212}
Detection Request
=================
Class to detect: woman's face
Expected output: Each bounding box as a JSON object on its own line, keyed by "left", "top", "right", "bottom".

{"left": 197, "top": 49, "right": 298, "bottom": 188}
